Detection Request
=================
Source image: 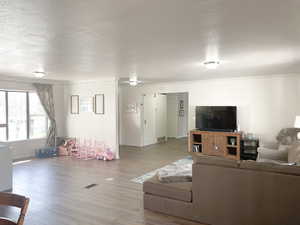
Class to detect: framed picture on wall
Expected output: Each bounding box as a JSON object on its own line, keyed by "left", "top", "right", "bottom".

{"left": 179, "top": 109, "right": 185, "bottom": 117}
{"left": 70, "top": 95, "right": 79, "bottom": 114}
{"left": 179, "top": 100, "right": 184, "bottom": 110}
{"left": 93, "top": 94, "right": 104, "bottom": 114}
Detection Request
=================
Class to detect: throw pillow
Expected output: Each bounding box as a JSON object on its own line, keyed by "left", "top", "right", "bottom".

{"left": 288, "top": 142, "right": 300, "bottom": 163}
{"left": 157, "top": 163, "right": 192, "bottom": 183}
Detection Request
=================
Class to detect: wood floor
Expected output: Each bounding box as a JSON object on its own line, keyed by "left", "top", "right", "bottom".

{"left": 1, "top": 138, "right": 202, "bottom": 225}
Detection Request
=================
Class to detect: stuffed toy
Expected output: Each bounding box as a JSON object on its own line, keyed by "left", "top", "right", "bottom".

{"left": 58, "top": 140, "right": 70, "bottom": 156}
{"left": 96, "top": 147, "right": 115, "bottom": 161}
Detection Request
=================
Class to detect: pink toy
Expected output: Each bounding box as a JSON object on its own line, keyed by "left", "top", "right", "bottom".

{"left": 76, "top": 138, "right": 97, "bottom": 160}
{"left": 64, "top": 137, "right": 115, "bottom": 161}
{"left": 96, "top": 146, "right": 115, "bottom": 161}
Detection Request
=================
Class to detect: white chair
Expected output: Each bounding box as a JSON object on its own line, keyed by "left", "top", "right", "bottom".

{"left": 257, "top": 128, "right": 300, "bottom": 163}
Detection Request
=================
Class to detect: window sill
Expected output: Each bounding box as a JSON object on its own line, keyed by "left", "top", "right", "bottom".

{"left": 2, "top": 138, "right": 46, "bottom": 144}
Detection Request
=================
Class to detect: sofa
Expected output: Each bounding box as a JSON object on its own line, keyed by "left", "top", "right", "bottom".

{"left": 143, "top": 155, "right": 300, "bottom": 225}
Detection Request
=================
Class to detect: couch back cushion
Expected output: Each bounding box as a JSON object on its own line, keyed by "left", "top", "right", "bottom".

{"left": 192, "top": 162, "right": 300, "bottom": 225}
{"left": 193, "top": 154, "right": 239, "bottom": 168}
{"left": 240, "top": 160, "right": 300, "bottom": 176}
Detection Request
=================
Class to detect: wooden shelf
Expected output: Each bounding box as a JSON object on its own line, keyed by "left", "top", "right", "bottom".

{"left": 189, "top": 130, "right": 241, "bottom": 160}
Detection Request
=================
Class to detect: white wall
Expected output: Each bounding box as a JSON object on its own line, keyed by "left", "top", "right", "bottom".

{"left": 0, "top": 78, "right": 65, "bottom": 160}
{"left": 120, "top": 74, "right": 300, "bottom": 146}
{"left": 119, "top": 88, "right": 143, "bottom": 146}
{"left": 8, "top": 139, "right": 47, "bottom": 160}
{"left": 64, "top": 79, "right": 119, "bottom": 158}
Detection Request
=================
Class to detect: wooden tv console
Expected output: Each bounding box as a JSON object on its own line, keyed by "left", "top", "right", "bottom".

{"left": 189, "top": 130, "right": 241, "bottom": 160}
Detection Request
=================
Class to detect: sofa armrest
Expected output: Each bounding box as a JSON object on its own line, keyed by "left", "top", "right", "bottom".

{"left": 259, "top": 142, "right": 278, "bottom": 149}
{"left": 257, "top": 147, "right": 288, "bottom": 162}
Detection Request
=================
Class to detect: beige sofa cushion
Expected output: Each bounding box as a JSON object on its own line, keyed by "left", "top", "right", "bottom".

{"left": 143, "top": 176, "right": 192, "bottom": 202}
{"left": 288, "top": 142, "right": 300, "bottom": 163}
{"left": 193, "top": 154, "right": 239, "bottom": 168}
{"left": 240, "top": 160, "right": 300, "bottom": 176}
{"left": 157, "top": 162, "right": 192, "bottom": 183}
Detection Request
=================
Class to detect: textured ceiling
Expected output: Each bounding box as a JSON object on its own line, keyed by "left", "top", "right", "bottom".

{"left": 0, "top": 0, "right": 300, "bottom": 81}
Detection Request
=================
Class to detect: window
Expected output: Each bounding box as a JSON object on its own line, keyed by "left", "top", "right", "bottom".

{"left": 8, "top": 92, "right": 27, "bottom": 141}
{"left": 0, "top": 90, "right": 48, "bottom": 141}
{"left": 0, "top": 91, "right": 6, "bottom": 124}
{"left": 0, "top": 127, "right": 6, "bottom": 141}
{"left": 0, "top": 91, "right": 7, "bottom": 141}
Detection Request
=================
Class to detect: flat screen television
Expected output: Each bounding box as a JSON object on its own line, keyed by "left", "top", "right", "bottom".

{"left": 196, "top": 106, "right": 237, "bottom": 132}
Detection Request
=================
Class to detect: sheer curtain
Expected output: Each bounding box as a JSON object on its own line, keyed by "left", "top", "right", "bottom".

{"left": 33, "top": 83, "right": 57, "bottom": 147}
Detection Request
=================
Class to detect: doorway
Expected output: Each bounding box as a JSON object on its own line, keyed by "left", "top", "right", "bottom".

{"left": 166, "top": 92, "right": 189, "bottom": 139}
{"left": 141, "top": 92, "right": 188, "bottom": 147}
{"left": 141, "top": 94, "right": 157, "bottom": 146}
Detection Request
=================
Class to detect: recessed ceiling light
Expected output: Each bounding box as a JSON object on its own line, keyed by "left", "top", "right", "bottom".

{"left": 203, "top": 61, "right": 220, "bottom": 69}
{"left": 128, "top": 80, "right": 142, "bottom": 86}
{"left": 127, "top": 75, "right": 142, "bottom": 86}
{"left": 33, "top": 71, "right": 46, "bottom": 78}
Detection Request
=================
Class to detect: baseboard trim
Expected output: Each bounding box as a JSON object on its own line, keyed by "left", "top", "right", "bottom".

{"left": 120, "top": 145, "right": 143, "bottom": 148}
{"left": 176, "top": 136, "right": 188, "bottom": 139}
{"left": 1, "top": 188, "right": 12, "bottom": 192}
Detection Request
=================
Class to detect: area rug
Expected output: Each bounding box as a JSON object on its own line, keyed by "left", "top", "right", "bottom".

{"left": 131, "top": 156, "right": 193, "bottom": 184}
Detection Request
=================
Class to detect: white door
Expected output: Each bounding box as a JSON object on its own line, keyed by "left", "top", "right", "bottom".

{"left": 155, "top": 94, "right": 167, "bottom": 139}
{"left": 142, "top": 94, "right": 156, "bottom": 146}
